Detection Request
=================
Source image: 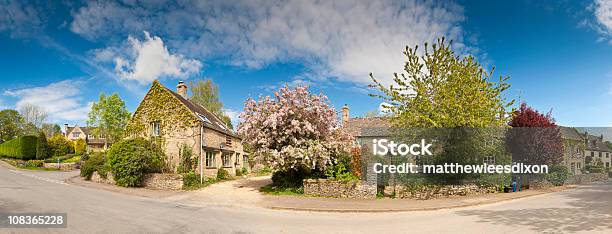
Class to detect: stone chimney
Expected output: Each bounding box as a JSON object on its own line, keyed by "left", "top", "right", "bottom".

{"left": 342, "top": 104, "right": 349, "bottom": 122}
{"left": 64, "top": 124, "right": 69, "bottom": 136}
{"left": 177, "top": 81, "right": 188, "bottom": 98}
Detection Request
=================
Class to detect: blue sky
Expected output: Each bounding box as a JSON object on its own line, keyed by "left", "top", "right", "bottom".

{"left": 0, "top": 0, "right": 611, "bottom": 127}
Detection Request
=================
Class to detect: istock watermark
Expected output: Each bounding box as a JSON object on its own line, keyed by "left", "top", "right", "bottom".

{"left": 372, "top": 139, "right": 433, "bottom": 156}
{"left": 373, "top": 162, "right": 549, "bottom": 174}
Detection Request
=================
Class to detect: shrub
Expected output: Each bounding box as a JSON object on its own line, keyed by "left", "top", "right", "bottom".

{"left": 0, "top": 135, "right": 38, "bottom": 160}
{"left": 106, "top": 138, "right": 166, "bottom": 187}
{"left": 235, "top": 168, "right": 243, "bottom": 177}
{"left": 183, "top": 171, "right": 199, "bottom": 189}
{"left": 80, "top": 152, "right": 106, "bottom": 180}
{"left": 271, "top": 167, "right": 319, "bottom": 188}
{"left": 325, "top": 154, "right": 359, "bottom": 181}
{"left": 587, "top": 165, "right": 605, "bottom": 173}
{"left": 217, "top": 168, "right": 230, "bottom": 180}
{"left": 546, "top": 165, "right": 570, "bottom": 186}
{"left": 73, "top": 139, "right": 86, "bottom": 155}
{"left": 241, "top": 167, "right": 248, "bottom": 175}
{"left": 48, "top": 134, "right": 74, "bottom": 156}
{"left": 36, "top": 132, "right": 51, "bottom": 159}
{"left": 24, "top": 160, "right": 44, "bottom": 168}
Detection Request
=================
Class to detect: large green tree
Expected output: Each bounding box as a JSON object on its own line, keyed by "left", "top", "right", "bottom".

{"left": 87, "top": 93, "right": 131, "bottom": 147}
{"left": 189, "top": 79, "right": 233, "bottom": 129}
{"left": 370, "top": 38, "right": 514, "bottom": 128}
{"left": 370, "top": 38, "right": 515, "bottom": 184}
{"left": 0, "top": 109, "right": 25, "bottom": 142}
{"left": 41, "top": 123, "right": 62, "bottom": 138}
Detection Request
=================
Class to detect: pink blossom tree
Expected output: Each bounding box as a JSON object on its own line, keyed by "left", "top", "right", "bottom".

{"left": 237, "top": 85, "right": 352, "bottom": 173}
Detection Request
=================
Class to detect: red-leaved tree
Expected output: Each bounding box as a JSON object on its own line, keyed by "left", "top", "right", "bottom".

{"left": 506, "top": 103, "right": 564, "bottom": 166}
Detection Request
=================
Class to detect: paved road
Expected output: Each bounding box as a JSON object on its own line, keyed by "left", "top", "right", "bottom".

{"left": 1, "top": 166, "right": 611, "bottom": 233}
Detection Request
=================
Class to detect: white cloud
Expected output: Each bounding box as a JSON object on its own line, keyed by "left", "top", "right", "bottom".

{"left": 223, "top": 108, "right": 241, "bottom": 129}
{"left": 107, "top": 31, "right": 202, "bottom": 85}
{"left": 0, "top": 0, "right": 43, "bottom": 38}
{"left": 378, "top": 102, "right": 393, "bottom": 115}
{"left": 72, "top": 0, "right": 466, "bottom": 87}
{"left": 591, "top": 0, "right": 612, "bottom": 43}
{"left": 3, "top": 80, "right": 92, "bottom": 122}
{"left": 595, "top": 0, "right": 612, "bottom": 32}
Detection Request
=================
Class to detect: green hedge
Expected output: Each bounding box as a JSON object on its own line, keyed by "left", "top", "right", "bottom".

{"left": 0, "top": 136, "right": 38, "bottom": 160}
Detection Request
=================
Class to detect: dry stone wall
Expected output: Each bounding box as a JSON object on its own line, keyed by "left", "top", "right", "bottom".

{"left": 303, "top": 179, "right": 377, "bottom": 199}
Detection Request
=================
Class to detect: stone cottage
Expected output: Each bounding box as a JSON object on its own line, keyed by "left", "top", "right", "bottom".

{"left": 63, "top": 124, "right": 108, "bottom": 151}
{"left": 124, "top": 80, "right": 247, "bottom": 176}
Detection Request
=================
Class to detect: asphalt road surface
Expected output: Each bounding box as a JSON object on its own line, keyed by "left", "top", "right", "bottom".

{"left": 1, "top": 166, "right": 611, "bottom": 233}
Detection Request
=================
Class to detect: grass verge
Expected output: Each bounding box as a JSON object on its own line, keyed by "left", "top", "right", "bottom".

{"left": 259, "top": 184, "right": 304, "bottom": 196}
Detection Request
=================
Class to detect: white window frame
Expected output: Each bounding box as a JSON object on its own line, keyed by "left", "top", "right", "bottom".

{"left": 151, "top": 122, "right": 161, "bottom": 137}
{"left": 483, "top": 155, "right": 495, "bottom": 165}
{"left": 222, "top": 154, "right": 231, "bottom": 167}
{"left": 205, "top": 152, "right": 215, "bottom": 168}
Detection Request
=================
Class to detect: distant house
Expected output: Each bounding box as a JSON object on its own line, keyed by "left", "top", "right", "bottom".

{"left": 581, "top": 131, "right": 612, "bottom": 169}
{"left": 63, "top": 124, "right": 108, "bottom": 151}
{"left": 124, "top": 80, "right": 247, "bottom": 176}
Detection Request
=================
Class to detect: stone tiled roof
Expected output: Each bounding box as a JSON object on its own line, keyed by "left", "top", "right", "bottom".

{"left": 343, "top": 117, "right": 392, "bottom": 137}
{"left": 160, "top": 84, "right": 239, "bottom": 138}
{"left": 584, "top": 134, "right": 612, "bottom": 152}
{"left": 558, "top": 126, "right": 583, "bottom": 141}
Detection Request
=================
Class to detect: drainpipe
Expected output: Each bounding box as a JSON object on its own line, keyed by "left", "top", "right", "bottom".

{"left": 200, "top": 125, "right": 203, "bottom": 184}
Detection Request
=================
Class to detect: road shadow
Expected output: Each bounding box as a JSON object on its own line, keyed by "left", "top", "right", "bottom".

{"left": 455, "top": 182, "right": 612, "bottom": 233}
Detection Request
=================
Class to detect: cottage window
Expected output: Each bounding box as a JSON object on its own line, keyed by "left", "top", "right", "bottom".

{"left": 196, "top": 113, "right": 212, "bottom": 124}
{"left": 205, "top": 152, "right": 215, "bottom": 168}
{"left": 88, "top": 134, "right": 95, "bottom": 139}
{"left": 483, "top": 156, "right": 495, "bottom": 165}
{"left": 72, "top": 132, "right": 80, "bottom": 138}
{"left": 151, "top": 122, "right": 161, "bottom": 137}
{"left": 99, "top": 135, "right": 105, "bottom": 139}
{"left": 591, "top": 151, "right": 594, "bottom": 157}
{"left": 222, "top": 154, "right": 231, "bottom": 167}
{"left": 235, "top": 153, "right": 240, "bottom": 165}
{"left": 243, "top": 155, "right": 249, "bottom": 166}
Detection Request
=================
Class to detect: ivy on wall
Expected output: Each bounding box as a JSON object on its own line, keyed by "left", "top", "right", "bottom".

{"left": 124, "top": 80, "right": 200, "bottom": 139}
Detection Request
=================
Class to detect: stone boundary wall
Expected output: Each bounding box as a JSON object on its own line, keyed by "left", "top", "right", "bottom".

{"left": 388, "top": 184, "right": 498, "bottom": 200}
{"left": 303, "top": 179, "right": 377, "bottom": 199}
{"left": 566, "top": 173, "right": 609, "bottom": 185}
{"left": 42, "top": 162, "right": 77, "bottom": 170}
{"left": 89, "top": 172, "right": 183, "bottom": 190}
{"left": 141, "top": 173, "right": 183, "bottom": 190}
{"left": 91, "top": 171, "right": 115, "bottom": 185}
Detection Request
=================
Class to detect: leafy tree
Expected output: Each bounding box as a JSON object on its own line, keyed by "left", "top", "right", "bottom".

{"left": 19, "top": 103, "right": 48, "bottom": 128}
{"left": 0, "top": 109, "right": 25, "bottom": 141}
{"left": 237, "top": 85, "right": 352, "bottom": 174}
{"left": 506, "top": 103, "right": 564, "bottom": 166}
{"left": 41, "top": 123, "right": 62, "bottom": 138}
{"left": 87, "top": 93, "right": 131, "bottom": 147}
{"left": 48, "top": 134, "right": 74, "bottom": 156}
{"left": 189, "top": 79, "right": 233, "bottom": 129}
{"left": 36, "top": 131, "right": 51, "bottom": 159}
{"left": 74, "top": 138, "right": 87, "bottom": 155}
{"left": 370, "top": 38, "right": 514, "bottom": 128}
